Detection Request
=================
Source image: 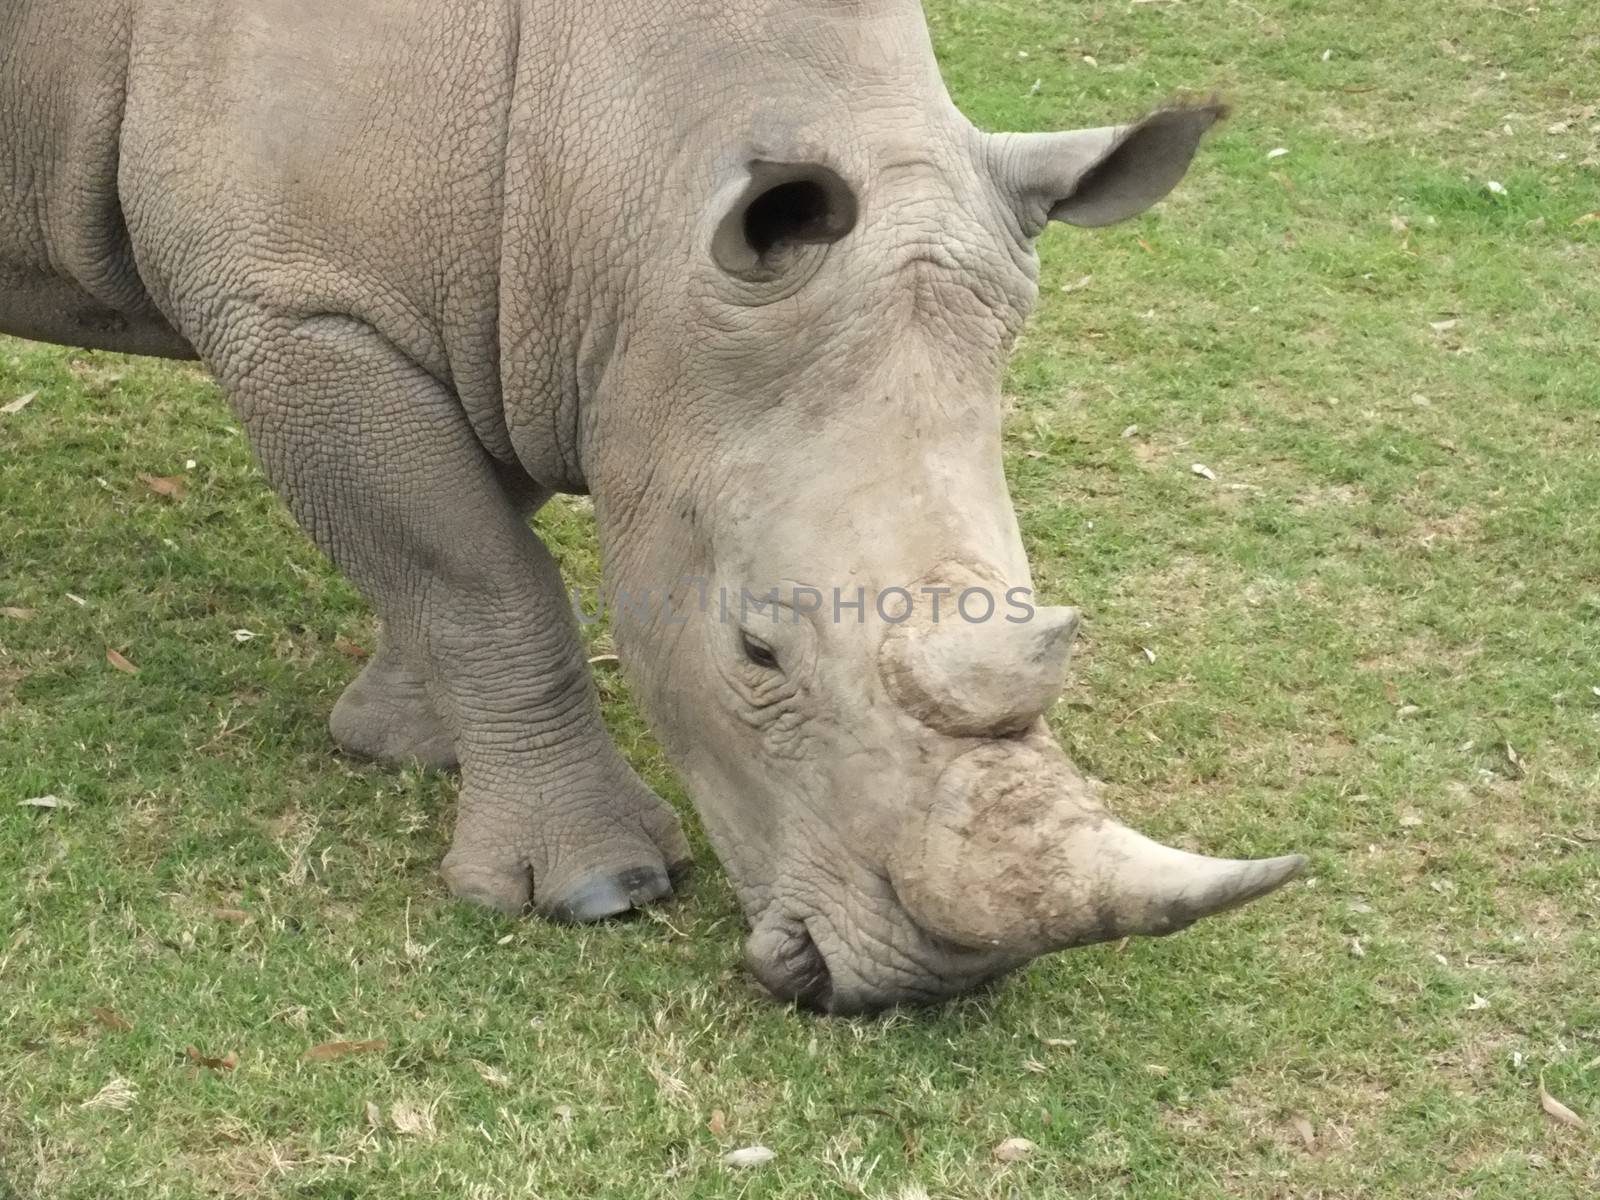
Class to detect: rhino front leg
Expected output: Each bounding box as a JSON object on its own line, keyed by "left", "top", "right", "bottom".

{"left": 227, "top": 313, "right": 690, "bottom": 921}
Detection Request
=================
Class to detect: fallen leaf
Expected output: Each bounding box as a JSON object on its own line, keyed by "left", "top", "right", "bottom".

{"left": 364, "top": 1100, "right": 383, "bottom": 1128}
{"left": 389, "top": 1099, "right": 437, "bottom": 1140}
{"left": 1539, "top": 1076, "right": 1584, "bottom": 1128}
{"left": 1267, "top": 147, "right": 1290, "bottom": 159}
{"left": 586, "top": 653, "right": 620, "bottom": 665}
{"left": 81, "top": 1077, "right": 138, "bottom": 1111}
{"left": 1429, "top": 319, "right": 1459, "bottom": 333}
{"left": 186, "top": 1046, "right": 238, "bottom": 1071}
{"left": 723, "top": 1145, "right": 775, "bottom": 1168}
{"left": 1141, "top": 646, "right": 1157, "bottom": 664}
{"left": 1136, "top": 237, "right": 1155, "bottom": 255}
{"left": 1081, "top": 54, "right": 1098, "bottom": 67}
{"left": 1383, "top": 680, "right": 1400, "bottom": 705}
{"left": 993, "top": 1137, "right": 1036, "bottom": 1162}
{"left": 91, "top": 1006, "right": 133, "bottom": 1032}
{"left": 2, "top": 390, "right": 38, "bottom": 415}
{"left": 1486, "top": 180, "right": 1508, "bottom": 196}
{"left": 551, "top": 1103, "right": 574, "bottom": 1122}
{"left": 19, "top": 795, "right": 69, "bottom": 809}
{"left": 1060, "top": 274, "right": 1094, "bottom": 293}
{"left": 1, "top": 607, "right": 35, "bottom": 620}
{"left": 333, "top": 637, "right": 369, "bottom": 659}
{"left": 1041, "top": 1037, "right": 1077, "bottom": 1050}
{"left": 1504, "top": 739, "right": 1526, "bottom": 778}
{"left": 1397, "top": 704, "right": 1423, "bottom": 719}
{"left": 1467, "top": 994, "right": 1490, "bottom": 1011}
{"left": 1190, "top": 462, "right": 1217, "bottom": 481}
{"left": 211, "top": 908, "right": 252, "bottom": 925}
{"left": 1350, "top": 936, "right": 1366, "bottom": 958}
{"left": 106, "top": 648, "right": 139, "bottom": 675}
{"left": 1291, "top": 1114, "right": 1316, "bottom": 1151}
{"left": 648, "top": 1063, "right": 692, "bottom": 1104}
{"left": 303, "top": 1038, "right": 387, "bottom": 1062}
{"left": 1574, "top": 212, "right": 1600, "bottom": 226}
{"left": 470, "top": 1060, "right": 511, "bottom": 1089}
{"left": 1120, "top": 424, "right": 1138, "bottom": 438}
{"left": 707, "top": 1108, "right": 727, "bottom": 1136}
{"left": 66, "top": 593, "right": 87, "bottom": 607}
{"left": 1145, "top": 1064, "right": 1171, "bottom": 1077}
{"left": 139, "top": 473, "right": 188, "bottom": 500}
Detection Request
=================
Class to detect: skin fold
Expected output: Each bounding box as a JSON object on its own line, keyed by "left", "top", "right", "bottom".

{"left": 0, "top": 0, "right": 1301, "bottom": 1012}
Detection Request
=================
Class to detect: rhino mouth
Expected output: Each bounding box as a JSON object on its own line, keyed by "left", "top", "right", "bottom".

{"left": 744, "top": 919, "right": 835, "bottom": 1011}
{"left": 743, "top": 905, "right": 1013, "bottom": 1015}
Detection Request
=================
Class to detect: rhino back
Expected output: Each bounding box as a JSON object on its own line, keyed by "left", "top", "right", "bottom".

{"left": 0, "top": 0, "right": 194, "bottom": 356}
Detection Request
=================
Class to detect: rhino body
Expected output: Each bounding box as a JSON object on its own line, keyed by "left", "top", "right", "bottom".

{"left": 1, "top": 0, "right": 1301, "bottom": 1011}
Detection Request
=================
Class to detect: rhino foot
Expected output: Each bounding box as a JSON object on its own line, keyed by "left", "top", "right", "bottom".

{"left": 441, "top": 765, "right": 691, "bottom": 923}
{"left": 329, "top": 646, "right": 458, "bottom": 771}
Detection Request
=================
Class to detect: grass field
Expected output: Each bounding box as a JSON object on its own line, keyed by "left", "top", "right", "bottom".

{"left": 3, "top": 1, "right": 1598, "bottom": 1196}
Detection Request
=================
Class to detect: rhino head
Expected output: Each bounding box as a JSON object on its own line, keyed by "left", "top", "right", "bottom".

{"left": 568, "top": 3, "right": 1303, "bottom": 1011}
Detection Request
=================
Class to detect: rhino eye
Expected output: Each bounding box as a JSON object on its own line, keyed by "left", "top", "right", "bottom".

{"left": 740, "top": 629, "right": 781, "bottom": 671}
{"left": 713, "top": 163, "right": 858, "bottom": 282}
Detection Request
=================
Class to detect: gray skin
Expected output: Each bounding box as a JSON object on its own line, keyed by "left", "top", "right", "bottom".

{"left": 2, "top": 0, "right": 1304, "bottom": 1012}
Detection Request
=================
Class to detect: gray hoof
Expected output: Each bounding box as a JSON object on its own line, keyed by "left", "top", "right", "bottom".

{"left": 330, "top": 654, "right": 458, "bottom": 771}
{"left": 544, "top": 865, "right": 673, "bottom": 924}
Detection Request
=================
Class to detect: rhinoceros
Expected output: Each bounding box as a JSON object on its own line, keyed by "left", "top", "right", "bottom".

{"left": 1, "top": 0, "right": 1304, "bottom": 1011}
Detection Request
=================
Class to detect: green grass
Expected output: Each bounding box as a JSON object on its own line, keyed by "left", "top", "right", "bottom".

{"left": 3, "top": 1, "right": 1598, "bottom": 1195}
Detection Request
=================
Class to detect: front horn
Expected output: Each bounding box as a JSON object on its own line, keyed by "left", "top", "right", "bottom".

{"left": 890, "top": 738, "right": 1305, "bottom": 958}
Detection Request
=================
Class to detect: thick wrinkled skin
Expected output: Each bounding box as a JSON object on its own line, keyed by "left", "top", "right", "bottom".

{"left": 1, "top": 0, "right": 1293, "bottom": 1011}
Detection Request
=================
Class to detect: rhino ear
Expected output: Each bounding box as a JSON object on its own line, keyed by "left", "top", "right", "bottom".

{"left": 991, "top": 102, "right": 1226, "bottom": 233}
